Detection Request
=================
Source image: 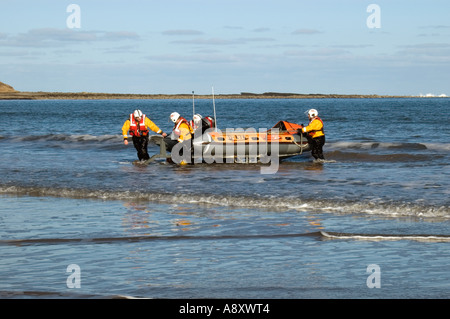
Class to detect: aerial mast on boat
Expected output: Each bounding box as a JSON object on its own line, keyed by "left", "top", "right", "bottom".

{"left": 212, "top": 86, "right": 217, "bottom": 132}
{"left": 192, "top": 91, "right": 195, "bottom": 118}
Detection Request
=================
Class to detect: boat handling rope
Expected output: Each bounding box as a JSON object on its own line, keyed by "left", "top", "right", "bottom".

{"left": 292, "top": 132, "right": 304, "bottom": 154}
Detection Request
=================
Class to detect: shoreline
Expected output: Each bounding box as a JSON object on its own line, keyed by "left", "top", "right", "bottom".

{"left": 0, "top": 91, "right": 420, "bottom": 100}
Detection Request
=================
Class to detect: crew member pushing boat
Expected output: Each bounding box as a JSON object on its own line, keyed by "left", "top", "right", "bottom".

{"left": 122, "top": 109, "right": 167, "bottom": 161}
{"left": 165, "top": 112, "right": 193, "bottom": 164}
{"left": 301, "top": 109, "right": 325, "bottom": 161}
{"left": 190, "top": 113, "right": 216, "bottom": 135}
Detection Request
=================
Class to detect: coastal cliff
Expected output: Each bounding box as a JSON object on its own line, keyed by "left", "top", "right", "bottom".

{"left": 0, "top": 81, "right": 17, "bottom": 93}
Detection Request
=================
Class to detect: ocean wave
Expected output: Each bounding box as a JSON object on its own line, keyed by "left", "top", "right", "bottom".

{"left": 1, "top": 231, "right": 449, "bottom": 248}
{"left": 3, "top": 135, "right": 449, "bottom": 151}
{"left": 4, "top": 134, "right": 122, "bottom": 144}
{"left": 321, "top": 231, "right": 450, "bottom": 242}
{"left": 1, "top": 185, "right": 448, "bottom": 221}
{"left": 0, "top": 134, "right": 124, "bottom": 151}
{"left": 0, "top": 290, "right": 140, "bottom": 299}
{"left": 324, "top": 150, "right": 434, "bottom": 162}
{"left": 0, "top": 232, "right": 321, "bottom": 246}
{"left": 328, "top": 141, "right": 450, "bottom": 152}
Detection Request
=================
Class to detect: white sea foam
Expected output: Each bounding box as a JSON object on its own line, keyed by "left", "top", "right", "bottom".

{"left": 1, "top": 185, "right": 448, "bottom": 221}
{"left": 321, "top": 231, "right": 450, "bottom": 242}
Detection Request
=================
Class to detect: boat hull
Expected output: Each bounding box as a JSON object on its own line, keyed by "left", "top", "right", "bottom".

{"left": 192, "top": 131, "right": 310, "bottom": 162}
{"left": 149, "top": 121, "right": 311, "bottom": 163}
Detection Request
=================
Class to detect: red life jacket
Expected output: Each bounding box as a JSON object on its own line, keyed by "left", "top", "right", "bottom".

{"left": 129, "top": 114, "right": 149, "bottom": 137}
{"left": 204, "top": 116, "right": 215, "bottom": 128}
{"left": 189, "top": 116, "right": 215, "bottom": 131}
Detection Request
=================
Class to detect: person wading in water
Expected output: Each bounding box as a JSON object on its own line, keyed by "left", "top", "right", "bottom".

{"left": 122, "top": 109, "right": 167, "bottom": 161}
{"left": 301, "top": 108, "right": 326, "bottom": 162}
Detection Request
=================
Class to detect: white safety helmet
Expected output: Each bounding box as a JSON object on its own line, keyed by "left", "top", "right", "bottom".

{"left": 193, "top": 113, "right": 203, "bottom": 125}
{"left": 307, "top": 109, "right": 318, "bottom": 119}
{"left": 133, "top": 109, "right": 143, "bottom": 119}
{"left": 170, "top": 112, "right": 180, "bottom": 123}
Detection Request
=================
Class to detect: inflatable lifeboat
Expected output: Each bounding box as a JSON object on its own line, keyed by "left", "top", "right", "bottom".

{"left": 149, "top": 120, "right": 310, "bottom": 164}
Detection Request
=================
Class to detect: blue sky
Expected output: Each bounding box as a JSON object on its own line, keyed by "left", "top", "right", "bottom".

{"left": 1, "top": 0, "right": 449, "bottom": 95}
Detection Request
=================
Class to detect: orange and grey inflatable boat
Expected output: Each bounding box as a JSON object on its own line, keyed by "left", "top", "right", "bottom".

{"left": 148, "top": 120, "right": 310, "bottom": 164}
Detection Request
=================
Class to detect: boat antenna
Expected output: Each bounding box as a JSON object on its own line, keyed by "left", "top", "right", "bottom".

{"left": 192, "top": 91, "right": 195, "bottom": 118}
{"left": 212, "top": 86, "right": 217, "bottom": 131}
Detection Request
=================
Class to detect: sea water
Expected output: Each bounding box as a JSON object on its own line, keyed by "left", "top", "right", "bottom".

{"left": 0, "top": 98, "right": 449, "bottom": 299}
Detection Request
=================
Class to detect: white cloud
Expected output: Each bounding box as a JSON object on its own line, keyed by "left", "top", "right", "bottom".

{"left": 103, "top": 31, "right": 140, "bottom": 41}
{"left": 162, "top": 29, "right": 204, "bottom": 36}
{"left": 170, "top": 37, "right": 241, "bottom": 45}
{"left": 0, "top": 28, "right": 140, "bottom": 48}
{"left": 144, "top": 53, "right": 240, "bottom": 64}
{"left": 223, "top": 26, "right": 244, "bottom": 30}
{"left": 170, "top": 37, "right": 275, "bottom": 46}
{"left": 396, "top": 43, "right": 450, "bottom": 60}
{"left": 292, "top": 29, "right": 323, "bottom": 35}
{"left": 284, "top": 47, "right": 350, "bottom": 58}
{"left": 419, "top": 25, "right": 450, "bottom": 29}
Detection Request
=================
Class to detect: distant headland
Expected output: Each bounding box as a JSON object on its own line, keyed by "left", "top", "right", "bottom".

{"left": 0, "top": 81, "right": 17, "bottom": 94}
{"left": 0, "top": 81, "right": 443, "bottom": 100}
{"left": 0, "top": 90, "right": 412, "bottom": 100}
